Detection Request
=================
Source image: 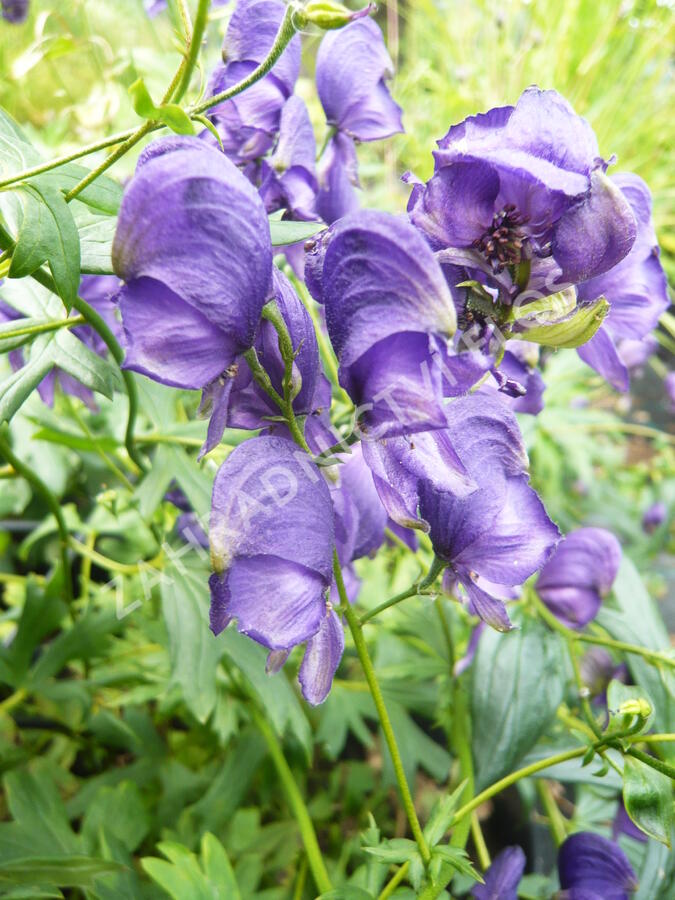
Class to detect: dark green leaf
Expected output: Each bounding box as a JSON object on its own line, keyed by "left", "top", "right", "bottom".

{"left": 623, "top": 756, "right": 673, "bottom": 846}
{"left": 73, "top": 203, "right": 116, "bottom": 275}
{"left": 0, "top": 857, "right": 123, "bottom": 887}
{"left": 32, "top": 425, "right": 120, "bottom": 453}
{"left": 129, "top": 78, "right": 194, "bottom": 135}
{"left": 423, "top": 781, "right": 468, "bottom": 847}
{"left": 81, "top": 782, "right": 150, "bottom": 853}
{"left": 363, "top": 838, "right": 418, "bottom": 864}
{"left": 471, "top": 612, "right": 566, "bottom": 788}
{"left": 9, "top": 183, "right": 80, "bottom": 309}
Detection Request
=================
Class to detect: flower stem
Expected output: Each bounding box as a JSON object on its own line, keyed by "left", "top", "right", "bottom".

{"left": 0, "top": 315, "right": 85, "bottom": 341}
{"left": 249, "top": 706, "right": 332, "bottom": 893}
{"left": 535, "top": 779, "right": 568, "bottom": 847}
{"left": 626, "top": 747, "right": 675, "bottom": 781}
{"left": 335, "top": 552, "right": 431, "bottom": 867}
{"left": 531, "top": 589, "right": 675, "bottom": 669}
{"left": 377, "top": 860, "right": 410, "bottom": 900}
{"left": 0, "top": 428, "right": 73, "bottom": 605}
{"left": 360, "top": 585, "right": 419, "bottom": 624}
{"left": 173, "top": 0, "right": 210, "bottom": 103}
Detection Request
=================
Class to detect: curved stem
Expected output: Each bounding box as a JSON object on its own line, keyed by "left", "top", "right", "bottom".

{"left": 0, "top": 429, "right": 73, "bottom": 605}
{"left": 360, "top": 585, "right": 419, "bottom": 624}
{"left": 173, "top": 0, "right": 210, "bottom": 103}
{"left": 249, "top": 706, "right": 332, "bottom": 893}
{"left": 626, "top": 747, "right": 675, "bottom": 780}
{"left": 531, "top": 590, "right": 674, "bottom": 669}
{"left": 377, "top": 860, "right": 410, "bottom": 900}
{"left": 0, "top": 315, "right": 85, "bottom": 341}
{"left": 335, "top": 552, "right": 431, "bottom": 867}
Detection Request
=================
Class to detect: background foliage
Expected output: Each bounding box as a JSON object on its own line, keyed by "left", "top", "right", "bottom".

{"left": 0, "top": 1, "right": 673, "bottom": 898}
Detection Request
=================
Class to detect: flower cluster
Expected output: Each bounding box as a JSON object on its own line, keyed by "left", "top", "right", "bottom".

{"left": 108, "top": 3, "right": 667, "bottom": 704}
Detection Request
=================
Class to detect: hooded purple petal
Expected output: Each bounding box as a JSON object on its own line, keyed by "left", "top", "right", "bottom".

{"left": 337, "top": 444, "right": 387, "bottom": 559}
{"left": 222, "top": 0, "right": 300, "bottom": 96}
{"left": 259, "top": 96, "right": 318, "bottom": 220}
{"left": 317, "top": 210, "right": 456, "bottom": 436}
{"left": 471, "top": 845, "right": 526, "bottom": 900}
{"left": 536, "top": 527, "right": 621, "bottom": 629}
{"left": 316, "top": 18, "right": 403, "bottom": 141}
{"left": 113, "top": 136, "right": 272, "bottom": 389}
{"left": 298, "top": 609, "right": 345, "bottom": 705}
{"left": 558, "top": 832, "right": 637, "bottom": 900}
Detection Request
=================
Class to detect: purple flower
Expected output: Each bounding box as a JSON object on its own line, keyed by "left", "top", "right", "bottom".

{"left": 471, "top": 845, "right": 525, "bottom": 899}
{"left": 612, "top": 800, "right": 647, "bottom": 844}
{"left": 490, "top": 341, "right": 545, "bottom": 415}
{"left": 642, "top": 501, "right": 667, "bottom": 534}
{"left": 315, "top": 17, "right": 403, "bottom": 222}
{"left": 206, "top": 0, "right": 301, "bottom": 163}
{"left": 408, "top": 87, "right": 636, "bottom": 305}
{"left": 113, "top": 136, "right": 272, "bottom": 396}
{"left": 536, "top": 527, "right": 621, "bottom": 629}
{"left": 306, "top": 210, "right": 457, "bottom": 438}
{"left": 557, "top": 832, "right": 637, "bottom": 899}
{"left": 258, "top": 96, "right": 318, "bottom": 221}
{"left": 577, "top": 173, "right": 668, "bottom": 391}
{"left": 209, "top": 435, "right": 342, "bottom": 705}
{"left": 419, "top": 394, "right": 559, "bottom": 631}
{"left": 1, "top": 0, "right": 28, "bottom": 23}
{"left": 334, "top": 443, "right": 387, "bottom": 560}
{"left": 199, "top": 268, "right": 330, "bottom": 456}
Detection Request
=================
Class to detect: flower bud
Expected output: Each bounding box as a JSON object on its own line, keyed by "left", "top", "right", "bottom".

{"left": 618, "top": 698, "right": 652, "bottom": 719}
{"left": 301, "top": 1, "right": 375, "bottom": 30}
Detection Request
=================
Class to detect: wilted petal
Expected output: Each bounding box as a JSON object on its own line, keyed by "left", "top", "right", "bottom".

{"left": 536, "top": 527, "right": 621, "bottom": 629}
{"left": 299, "top": 609, "right": 345, "bottom": 705}
{"left": 558, "top": 832, "right": 637, "bottom": 900}
{"left": 316, "top": 18, "right": 403, "bottom": 141}
{"left": 471, "top": 845, "right": 526, "bottom": 900}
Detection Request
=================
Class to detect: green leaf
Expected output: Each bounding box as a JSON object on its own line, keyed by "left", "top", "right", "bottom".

{"left": 200, "top": 833, "right": 240, "bottom": 900}
{"left": 72, "top": 202, "right": 116, "bottom": 275}
{"left": 515, "top": 298, "right": 609, "bottom": 349}
{"left": 623, "top": 756, "right": 673, "bottom": 846}
{"left": 269, "top": 217, "right": 325, "bottom": 247}
{"left": 142, "top": 836, "right": 238, "bottom": 900}
{"left": 0, "top": 316, "right": 55, "bottom": 353}
{"left": 9, "top": 183, "right": 80, "bottom": 309}
{"left": 432, "top": 845, "right": 482, "bottom": 882}
{"left": 423, "top": 781, "right": 468, "bottom": 847}
{"left": 319, "top": 889, "right": 375, "bottom": 899}
{"left": 32, "top": 425, "right": 120, "bottom": 454}
{"left": 129, "top": 78, "right": 195, "bottom": 135}
{"left": 161, "top": 555, "right": 221, "bottom": 723}
{"left": 0, "top": 576, "right": 66, "bottom": 686}
{"left": 81, "top": 782, "right": 149, "bottom": 853}
{"left": 363, "top": 838, "right": 419, "bottom": 864}
{"left": 49, "top": 327, "right": 116, "bottom": 398}
{"left": 2, "top": 766, "right": 80, "bottom": 857}
{"left": 0, "top": 857, "right": 123, "bottom": 888}
{"left": 471, "top": 612, "right": 566, "bottom": 788}
{"left": 164, "top": 444, "right": 213, "bottom": 521}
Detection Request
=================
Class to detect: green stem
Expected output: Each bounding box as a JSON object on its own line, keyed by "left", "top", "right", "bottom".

{"left": 627, "top": 747, "right": 675, "bottom": 780}
{"left": 0, "top": 315, "right": 85, "bottom": 341}
{"left": 191, "top": 2, "right": 298, "bottom": 115}
{"left": 335, "top": 552, "right": 431, "bottom": 866}
{"left": 0, "top": 429, "right": 73, "bottom": 605}
{"left": 536, "top": 780, "right": 568, "bottom": 847}
{"left": 471, "top": 813, "right": 491, "bottom": 869}
{"left": 360, "top": 585, "right": 419, "bottom": 624}
{"left": 531, "top": 590, "right": 675, "bottom": 669}
{"left": 173, "top": 0, "right": 210, "bottom": 102}
{"left": 377, "top": 860, "right": 410, "bottom": 900}
{"left": 249, "top": 707, "right": 332, "bottom": 894}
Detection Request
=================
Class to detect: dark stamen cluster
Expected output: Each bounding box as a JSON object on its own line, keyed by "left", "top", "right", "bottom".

{"left": 473, "top": 204, "right": 529, "bottom": 272}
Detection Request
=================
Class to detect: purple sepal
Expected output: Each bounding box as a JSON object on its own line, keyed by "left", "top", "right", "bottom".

{"left": 298, "top": 609, "right": 345, "bottom": 705}
{"left": 557, "top": 832, "right": 637, "bottom": 900}
{"left": 316, "top": 132, "right": 360, "bottom": 225}
{"left": 471, "top": 845, "right": 526, "bottom": 900}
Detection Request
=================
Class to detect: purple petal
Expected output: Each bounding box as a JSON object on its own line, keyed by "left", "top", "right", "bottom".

{"left": 113, "top": 137, "right": 272, "bottom": 386}
{"left": 215, "top": 555, "right": 328, "bottom": 649}
{"left": 316, "top": 18, "right": 403, "bottom": 141}
{"left": 209, "top": 435, "right": 335, "bottom": 581}
{"left": 298, "top": 609, "right": 345, "bottom": 705}
{"left": 577, "top": 327, "right": 629, "bottom": 392}
{"left": 222, "top": 0, "right": 300, "bottom": 96}
{"left": 558, "top": 832, "right": 637, "bottom": 899}
{"left": 552, "top": 171, "right": 637, "bottom": 286}
{"left": 337, "top": 444, "right": 387, "bottom": 559}
{"left": 460, "top": 574, "right": 515, "bottom": 633}
{"left": 2, "top": 0, "right": 29, "bottom": 23}
{"left": 471, "top": 845, "right": 526, "bottom": 900}
{"left": 316, "top": 132, "right": 360, "bottom": 225}
{"left": 118, "top": 278, "right": 238, "bottom": 390}
{"left": 536, "top": 527, "right": 621, "bottom": 629}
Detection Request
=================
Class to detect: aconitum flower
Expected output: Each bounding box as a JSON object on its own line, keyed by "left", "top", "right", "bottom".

{"left": 306, "top": 210, "right": 457, "bottom": 437}
{"left": 334, "top": 444, "right": 387, "bottom": 560}
{"left": 209, "top": 436, "right": 342, "bottom": 705}
{"left": 315, "top": 17, "right": 403, "bottom": 222}
{"left": 536, "top": 527, "right": 621, "bottom": 629}
{"left": 199, "top": 268, "right": 330, "bottom": 456}
{"left": 642, "top": 501, "right": 667, "bottom": 534}
{"left": 408, "top": 87, "right": 636, "bottom": 306}
{"left": 113, "top": 136, "right": 272, "bottom": 397}
{"left": 419, "top": 394, "right": 559, "bottom": 631}
{"left": 471, "top": 846, "right": 525, "bottom": 900}
{"left": 1, "top": 0, "right": 28, "bottom": 23}
{"left": 206, "top": 0, "right": 301, "bottom": 163}
{"left": 558, "top": 832, "right": 637, "bottom": 899}
{"left": 258, "top": 96, "right": 319, "bottom": 221}
{"left": 576, "top": 174, "right": 669, "bottom": 391}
